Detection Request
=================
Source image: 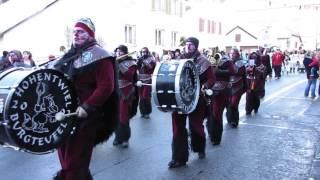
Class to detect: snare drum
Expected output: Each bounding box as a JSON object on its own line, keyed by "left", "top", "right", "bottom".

{"left": 152, "top": 59, "right": 200, "bottom": 114}
{"left": 0, "top": 68, "right": 78, "bottom": 154}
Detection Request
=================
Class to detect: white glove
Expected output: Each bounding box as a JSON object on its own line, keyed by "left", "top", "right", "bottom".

{"left": 76, "top": 106, "right": 88, "bottom": 118}
{"left": 136, "top": 81, "right": 143, "bottom": 87}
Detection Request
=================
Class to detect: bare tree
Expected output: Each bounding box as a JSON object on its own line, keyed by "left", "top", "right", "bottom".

{"left": 96, "top": 36, "right": 106, "bottom": 47}
{"left": 65, "top": 26, "right": 72, "bottom": 48}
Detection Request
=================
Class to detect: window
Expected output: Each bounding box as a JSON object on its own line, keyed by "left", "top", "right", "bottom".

{"left": 211, "top": 21, "right": 216, "bottom": 34}
{"left": 125, "top": 24, "right": 136, "bottom": 44}
{"left": 171, "top": 31, "right": 178, "bottom": 47}
{"left": 235, "top": 34, "right": 241, "bottom": 42}
{"left": 155, "top": 29, "right": 165, "bottom": 46}
{"left": 219, "top": 22, "right": 222, "bottom": 35}
{"left": 207, "top": 20, "right": 211, "bottom": 33}
{"left": 199, "top": 18, "right": 204, "bottom": 32}
{"left": 172, "top": 0, "right": 180, "bottom": 16}
{"left": 166, "top": 0, "right": 171, "bottom": 15}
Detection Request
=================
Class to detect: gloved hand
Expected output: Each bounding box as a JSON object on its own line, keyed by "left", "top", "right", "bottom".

{"left": 76, "top": 106, "right": 88, "bottom": 118}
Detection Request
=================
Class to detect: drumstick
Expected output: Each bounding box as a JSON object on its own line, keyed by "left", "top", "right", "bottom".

{"left": 136, "top": 81, "right": 152, "bottom": 87}
{"left": 205, "top": 89, "right": 213, "bottom": 96}
{"left": 55, "top": 112, "right": 78, "bottom": 121}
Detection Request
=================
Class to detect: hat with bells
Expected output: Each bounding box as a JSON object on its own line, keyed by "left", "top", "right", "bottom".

{"left": 74, "top": 17, "right": 95, "bottom": 38}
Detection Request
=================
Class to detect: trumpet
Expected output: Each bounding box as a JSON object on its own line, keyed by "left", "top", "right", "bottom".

{"left": 116, "top": 51, "right": 137, "bottom": 61}
{"left": 208, "top": 53, "right": 221, "bottom": 67}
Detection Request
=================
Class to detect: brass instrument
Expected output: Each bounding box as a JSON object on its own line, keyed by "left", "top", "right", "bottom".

{"left": 208, "top": 46, "right": 221, "bottom": 67}
{"left": 116, "top": 51, "right": 137, "bottom": 61}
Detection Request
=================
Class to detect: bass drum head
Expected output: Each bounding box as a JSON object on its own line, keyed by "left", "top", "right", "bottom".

{"left": 4, "top": 69, "right": 78, "bottom": 154}
{"left": 175, "top": 59, "right": 200, "bottom": 114}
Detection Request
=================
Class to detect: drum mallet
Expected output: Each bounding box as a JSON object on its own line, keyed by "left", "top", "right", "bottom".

{"left": 136, "top": 81, "right": 152, "bottom": 87}
{"left": 55, "top": 112, "right": 78, "bottom": 121}
{"left": 204, "top": 89, "right": 213, "bottom": 96}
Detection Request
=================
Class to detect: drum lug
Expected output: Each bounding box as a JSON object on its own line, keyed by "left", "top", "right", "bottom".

{"left": 0, "top": 121, "right": 8, "bottom": 126}
{"left": 0, "top": 86, "right": 15, "bottom": 89}
{"left": 2, "top": 143, "right": 21, "bottom": 151}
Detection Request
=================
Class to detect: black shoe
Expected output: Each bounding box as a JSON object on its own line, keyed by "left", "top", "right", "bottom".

{"left": 198, "top": 152, "right": 206, "bottom": 159}
{"left": 113, "top": 139, "right": 121, "bottom": 146}
{"left": 121, "top": 141, "right": 129, "bottom": 148}
{"left": 246, "top": 111, "right": 251, "bottom": 115}
{"left": 230, "top": 122, "right": 238, "bottom": 128}
{"left": 53, "top": 171, "right": 63, "bottom": 180}
{"left": 211, "top": 141, "right": 220, "bottom": 146}
{"left": 168, "top": 160, "right": 186, "bottom": 168}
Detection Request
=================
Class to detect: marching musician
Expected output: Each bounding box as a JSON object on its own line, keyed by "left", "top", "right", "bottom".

{"left": 207, "top": 53, "right": 234, "bottom": 145}
{"left": 227, "top": 48, "right": 246, "bottom": 128}
{"left": 53, "top": 17, "right": 119, "bottom": 180}
{"left": 168, "top": 37, "right": 215, "bottom": 168}
{"left": 245, "top": 52, "right": 266, "bottom": 115}
{"left": 137, "top": 47, "right": 156, "bottom": 119}
{"left": 113, "top": 45, "right": 139, "bottom": 148}
{"left": 258, "top": 47, "right": 272, "bottom": 98}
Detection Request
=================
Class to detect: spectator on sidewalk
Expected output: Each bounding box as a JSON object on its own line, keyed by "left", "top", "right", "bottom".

{"left": 303, "top": 51, "right": 318, "bottom": 98}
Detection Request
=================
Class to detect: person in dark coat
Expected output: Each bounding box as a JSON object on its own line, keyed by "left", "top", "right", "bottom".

{"left": 227, "top": 48, "right": 246, "bottom": 128}
{"left": 245, "top": 52, "right": 266, "bottom": 115}
{"left": 137, "top": 47, "right": 156, "bottom": 119}
{"left": 207, "top": 53, "right": 234, "bottom": 145}
{"left": 113, "top": 45, "right": 138, "bottom": 148}
{"left": 53, "top": 17, "right": 119, "bottom": 180}
{"left": 168, "top": 37, "right": 215, "bottom": 168}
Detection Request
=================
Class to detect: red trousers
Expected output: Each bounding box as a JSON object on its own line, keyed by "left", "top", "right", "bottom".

{"left": 57, "top": 122, "right": 96, "bottom": 180}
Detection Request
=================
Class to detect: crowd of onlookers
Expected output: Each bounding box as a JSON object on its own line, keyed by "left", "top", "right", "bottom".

{"left": 1, "top": 47, "right": 319, "bottom": 92}
{"left": 0, "top": 50, "right": 36, "bottom": 71}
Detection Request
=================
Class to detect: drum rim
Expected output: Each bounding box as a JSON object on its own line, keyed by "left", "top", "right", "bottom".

{"left": 2, "top": 68, "right": 37, "bottom": 148}
{"left": 152, "top": 61, "right": 161, "bottom": 109}
{"left": 2, "top": 68, "right": 77, "bottom": 154}
{"left": 174, "top": 59, "right": 200, "bottom": 114}
{"left": 152, "top": 59, "right": 200, "bottom": 114}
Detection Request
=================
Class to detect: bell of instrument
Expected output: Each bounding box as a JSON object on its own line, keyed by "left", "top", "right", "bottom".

{"left": 209, "top": 53, "right": 221, "bottom": 67}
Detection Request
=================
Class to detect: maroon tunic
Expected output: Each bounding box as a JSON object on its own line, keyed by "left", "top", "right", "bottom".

{"left": 229, "top": 60, "right": 246, "bottom": 104}
{"left": 227, "top": 60, "right": 246, "bottom": 127}
{"left": 171, "top": 51, "right": 215, "bottom": 163}
{"left": 137, "top": 56, "right": 156, "bottom": 116}
{"left": 54, "top": 43, "right": 117, "bottom": 180}
{"left": 245, "top": 64, "right": 266, "bottom": 114}
{"left": 118, "top": 59, "right": 138, "bottom": 124}
{"left": 208, "top": 58, "right": 234, "bottom": 143}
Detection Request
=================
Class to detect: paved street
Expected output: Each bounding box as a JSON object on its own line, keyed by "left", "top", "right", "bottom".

{"left": 0, "top": 73, "right": 320, "bottom": 180}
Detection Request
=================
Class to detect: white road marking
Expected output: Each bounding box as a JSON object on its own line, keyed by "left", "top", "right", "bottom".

{"left": 239, "top": 122, "right": 313, "bottom": 132}
{"left": 239, "top": 79, "right": 306, "bottom": 118}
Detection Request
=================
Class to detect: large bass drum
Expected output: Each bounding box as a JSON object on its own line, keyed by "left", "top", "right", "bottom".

{"left": 0, "top": 68, "right": 78, "bottom": 154}
{"left": 152, "top": 59, "right": 200, "bottom": 114}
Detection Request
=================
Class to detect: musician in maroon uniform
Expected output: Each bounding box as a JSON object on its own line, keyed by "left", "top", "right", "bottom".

{"left": 53, "top": 18, "right": 118, "bottom": 180}
{"left": 258, "top": 47, "right": 272, "bottom": 98}
{"left": 113, "top": 45, "right": 138, "bottom": 148}
{"left": 168, "top": 37, "right": 215, "bottom": 168}
{"left": 246, "top": 52, "right": 266, "bottom": 115}
{"left": 207, "top": 53, "right": 234, "bottom": 145}
{"left": 227, "top": 48, "right": 246, "bottom": 128}
{"left": 137, "top": 47, "right": 156, "bottom": 119}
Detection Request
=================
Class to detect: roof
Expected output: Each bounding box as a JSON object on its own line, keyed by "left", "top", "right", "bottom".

{"left": 225, "top": 25, "right": 258, "bottom": 40}
{"left": 0, "top": 0, "right": 58, "bottom": 39}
